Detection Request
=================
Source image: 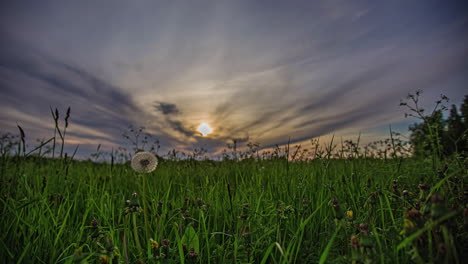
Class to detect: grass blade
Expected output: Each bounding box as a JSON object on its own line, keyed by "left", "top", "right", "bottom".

{"left": 318, "top": 223, "right": 342, "bottom": 264}
{"left": 397, "top": 210, "right": 458, "bottom": 250}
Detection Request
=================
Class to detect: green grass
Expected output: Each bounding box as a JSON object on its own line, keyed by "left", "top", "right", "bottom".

{"left": 1, "top": 154, "right": 467, "bottom": 263}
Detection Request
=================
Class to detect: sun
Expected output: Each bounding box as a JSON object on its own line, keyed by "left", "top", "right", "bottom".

{"left": 197, "top": 123, "right": 213, "bottom": 136}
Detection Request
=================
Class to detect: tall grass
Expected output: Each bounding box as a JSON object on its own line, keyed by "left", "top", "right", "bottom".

{"left": 0, "top": 105, "right": 466, "bottom": 263}
{"left": 1, "top": 146, "right": 466, "bottom": 263}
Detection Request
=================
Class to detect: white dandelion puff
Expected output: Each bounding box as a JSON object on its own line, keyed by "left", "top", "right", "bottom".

{"left": 131, "top": 152, "right": 158, "bottom": 173}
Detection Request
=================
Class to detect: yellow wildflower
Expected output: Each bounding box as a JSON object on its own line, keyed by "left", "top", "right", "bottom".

{"left": 150, "top": 238, "right": 159, "bottom": 249}
{"left": 346, "top": 210, "right": 353, "bottom": 220}
{"left": 100, "top": 255, "right": 109, "bottom": 264}
{"left": 404, "top": 218, "right": 414, "bottom": 230}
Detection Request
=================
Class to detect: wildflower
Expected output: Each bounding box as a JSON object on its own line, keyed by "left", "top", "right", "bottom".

{"left": 332, "top": 197, "right": 339, "bottom": 209}
{"left": 124, "top": 193, "right": 142, "bottom": 214}
{"left": 351, "top": 236, "right": 360, "bottom": 249}
{"left": 404, "top": 219, "right": 414, "bottom": 230}
{"left": 90, "top": 218, "right": 100, "bottom": 238}
{"left": 187, "top": 248, "right": 199, "bottom": 261}
{"left": 91, "top": 218, "right": 98, "bottom": 229}
{"left": 332, "top": 198, "right": 344, "bottom": 220}
{"left": 150, "top": 238, "right": 159, "bottom": 249}
{"left": 131, "top": 151, "right": 158, "bottom": 173}
{"left": 161, "top": 239, "right": 171, "bottom": 250}
{"left": 419, "top": 183, "right": 429, "bottom": 191}
{"left": 359, "top": 223, "right": 369, "bottom": 235}
{"left": 100, "top": 255, "right": 109, "bottom": 264}
{"left": 346, "top": 210, "right": 353, "bottom": 220}
{"left": 73, "top": 247, "right": 85, "bottom": 262}
{"left": 406, "top": 208, "right": 420, "bottom": 219}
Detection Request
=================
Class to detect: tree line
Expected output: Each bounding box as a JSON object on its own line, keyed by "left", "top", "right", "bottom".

{"left": 401, "top": 90, "right": 467, "bottom": 158}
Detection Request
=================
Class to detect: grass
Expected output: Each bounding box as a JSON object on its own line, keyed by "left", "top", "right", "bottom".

{"left": 1, "top": 149, "right": 467, "bottom": 263}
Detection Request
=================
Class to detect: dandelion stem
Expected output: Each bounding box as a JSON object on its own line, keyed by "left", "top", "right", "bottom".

{"left": 132, "top": 213, "right": 142, "bottom": 255}
{"left": 142, "top": 175, "right": 150, "bottom": 245}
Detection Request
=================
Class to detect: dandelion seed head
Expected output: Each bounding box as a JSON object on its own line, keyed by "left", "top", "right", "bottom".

{"left": 131, "top": 151, "right": 158, "bottom": 173}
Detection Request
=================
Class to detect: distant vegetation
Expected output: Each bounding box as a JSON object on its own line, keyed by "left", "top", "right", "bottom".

{"left": 0, "top": 91, "right": 466, "bottom": 263}
{"left": 401, "top": 90, "right": 468, "bottom": 159}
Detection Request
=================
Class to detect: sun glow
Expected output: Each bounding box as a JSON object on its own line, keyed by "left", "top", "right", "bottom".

{"left": 197, "top": 123, "right": 213, "bottom": 136}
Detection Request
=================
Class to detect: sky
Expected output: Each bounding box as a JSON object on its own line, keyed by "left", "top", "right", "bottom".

{"left": 1, "top": 0, "right": 467, "bottom": 159}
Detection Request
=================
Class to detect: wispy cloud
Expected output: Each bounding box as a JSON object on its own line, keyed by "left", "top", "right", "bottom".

{"left": 1, "top": 0, "right": 467, "bottom": 157}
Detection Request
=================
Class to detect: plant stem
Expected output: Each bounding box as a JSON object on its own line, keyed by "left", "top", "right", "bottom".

{"left": 132, "top": 213, "right": 142, "bottom": 255}
{"left": 142, "top": 175, "right": 150, "bottom": 244}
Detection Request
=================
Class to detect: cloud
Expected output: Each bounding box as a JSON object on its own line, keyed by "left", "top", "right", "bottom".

{"left": 0, "top": 34, "right": 164, "bottom": 156}
{"left": 154, "top": 102, "right": 180, "bottom": 115}
{"left": 1, "top": 1, "right": 467, "bottom": 158}
{"left": 166, "top": 119, "right": 196, "bottom": 138}
{"left": 298, "top": 62, "right": 397, "bottom": 115}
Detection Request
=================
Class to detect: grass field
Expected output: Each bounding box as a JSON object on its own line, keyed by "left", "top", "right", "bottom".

{"left": 1, "top": 143, "right": 467, "bottom": 263}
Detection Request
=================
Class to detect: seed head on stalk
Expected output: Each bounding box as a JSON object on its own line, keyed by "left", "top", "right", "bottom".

{"left": 130, "top": 151, "right": 157, "bottom": 252}
{"left": 131, "top": 151, "right": 158, "bottom": 173}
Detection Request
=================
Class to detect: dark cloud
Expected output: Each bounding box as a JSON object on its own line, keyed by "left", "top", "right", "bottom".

{"left": 154, "top": 102, "right": 180, "bottom": 115}
{"left": 0, "top": 49, "right": 137, "bottom": 133}
{"left": 166, "top": 119, "right": 195, "bottom": 138}
{"left": 0, "top": 35, "right": 238, "bottom": 155}
{"left": 152, "top": 101, "right": 197, "bottom": 138}
{"left": 0, "top": 35, "right": 184, "bottom": 156}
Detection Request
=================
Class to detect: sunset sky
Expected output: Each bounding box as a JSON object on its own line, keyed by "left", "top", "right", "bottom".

{"left": 1, "top": 0, "right": 467, "bottom": 158}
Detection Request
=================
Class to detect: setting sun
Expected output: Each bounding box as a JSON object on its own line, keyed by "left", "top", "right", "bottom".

{"left": 197, "top": 123, "right": 213, "bottom": 136}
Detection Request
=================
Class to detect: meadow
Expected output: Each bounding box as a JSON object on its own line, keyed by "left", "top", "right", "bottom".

{"left": 1, "top": 131, "right": 467, "bottom": 263}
